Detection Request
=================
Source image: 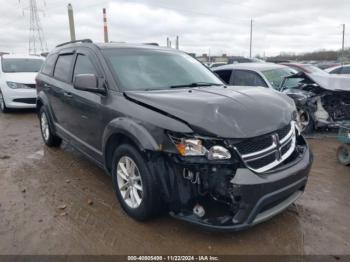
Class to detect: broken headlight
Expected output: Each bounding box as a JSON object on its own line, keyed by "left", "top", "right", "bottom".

{"left": 169, "top": 135, "right": 231, "bottom": 160}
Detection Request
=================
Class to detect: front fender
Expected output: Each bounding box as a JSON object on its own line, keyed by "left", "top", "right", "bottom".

{"left": 102, "top": 117, "right": 160, "bottom": 153}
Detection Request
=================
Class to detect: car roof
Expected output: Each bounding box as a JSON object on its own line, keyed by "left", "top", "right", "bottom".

{"left": 213, "top": 62, "right": 287, "bottom": 72}
{"left": 53, "top": 41, "right": 180, "bottom": 54}
{"left": 1, "top": 54, "right": 45, "bottom": 60}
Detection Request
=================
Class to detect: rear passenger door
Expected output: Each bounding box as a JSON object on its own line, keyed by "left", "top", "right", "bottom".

{"left": 49, "top": 50, "right": 75, "bottom": 132}
{"left": 230, "top": 70, "right": 268, "bottom": 87}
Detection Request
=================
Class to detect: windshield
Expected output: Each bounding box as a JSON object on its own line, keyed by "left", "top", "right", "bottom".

{"left": 262, "top": 68, "right": 296, "bottom": 90}
{"left": 103, "top": 49, "right": 223, "bottom": 91}
{"left": 2, "top": 58, "right": 43, "bottom": 73}
{"left": 281, "top": 77, "right": 305, "bottom": 90}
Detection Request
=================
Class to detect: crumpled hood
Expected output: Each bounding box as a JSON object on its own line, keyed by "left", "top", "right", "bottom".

{"left": 288, "top": 72, "right": 350, "bottom": 92}
{"left": 307, "top": 73, "right": 350, "bottom": 92}
{"left": 124, "top": 86, "right": 296, "bottom": 139}
{"left": 3, "top": 72, "right": 38, "bottom": 84}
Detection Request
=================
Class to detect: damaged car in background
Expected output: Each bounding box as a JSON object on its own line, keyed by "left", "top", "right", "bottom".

{"left": 280, "top": 72, "right": 350, "bottom": 133}
{"left": 36, "top": 40, "right": 312, "bottom": 231}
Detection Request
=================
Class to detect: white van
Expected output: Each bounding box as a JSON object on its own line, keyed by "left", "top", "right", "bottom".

{"left": 0, "top": 54, "right": 44, "bottom": 112}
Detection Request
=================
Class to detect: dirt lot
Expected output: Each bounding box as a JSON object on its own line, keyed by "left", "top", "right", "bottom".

{"left": 0, "top": 110, "right": 349, "bottom": 255}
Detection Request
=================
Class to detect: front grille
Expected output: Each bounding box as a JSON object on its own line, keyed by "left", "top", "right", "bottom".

{"left": 235, "top": 135, "right": 272, "bottom": 155}
{"left": 277, "top": 123, "right": 291, "bottom": 140}
{"left": 25, "top": 84, "right": 36, "bottom": 89}
{"left": 13, "top": 98, "right": 36, "bottom": 104}
{"left": 248, "top": 152, "right": 276, "bottom": 169}
{"left": 234, "top": 122, "right": 296, "bottom": 173}
{"left": 281, "top": 139, "right": 293, "bottom": 156}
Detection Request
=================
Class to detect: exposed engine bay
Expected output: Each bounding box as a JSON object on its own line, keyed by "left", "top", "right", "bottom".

{"left": 281, "top": 72, "right": 350, "bottom": 129}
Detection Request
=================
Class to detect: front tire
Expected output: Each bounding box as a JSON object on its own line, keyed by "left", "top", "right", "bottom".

{"left": 337, "top": 144, "right": 350, "bottom": 166}
{"left": 0, "top": 90, "right": 9, "bottom": 113}
{"left": 39, "top": 107, "right": 62, "bottom": 147}
{"left": 111, "top": 143, "right": 161, "bottom": 221}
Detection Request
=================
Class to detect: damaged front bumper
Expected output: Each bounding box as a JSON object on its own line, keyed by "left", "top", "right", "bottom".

{"left": 150, "top": 135, "right": 312, "bottom": 232}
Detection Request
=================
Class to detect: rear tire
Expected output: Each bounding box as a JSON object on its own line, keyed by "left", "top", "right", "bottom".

{"left": 111, "top": 143, "right": 162, "bottom": 221}
{"left": 337, "top": 144, "right": 350, "bottom": 166}
{"left": 39, "top": 107, "right": 62, "bottom": 147}
{"left": 0, "top": 90, "right": 9, "bottom": 113}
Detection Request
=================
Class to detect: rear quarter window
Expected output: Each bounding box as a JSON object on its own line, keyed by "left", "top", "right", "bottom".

{"left": 41, "top": 54, "right": 57, "bottom": 75}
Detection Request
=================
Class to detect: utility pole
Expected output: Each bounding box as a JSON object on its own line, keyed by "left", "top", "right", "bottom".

{"left": 249, "top": 19, "right": 253, "bottom": 58}
{"left": 342, "top": 24, "right": 346, "bottom": 64}
{"left": 103, "top": 8, "right": 109, "bottom": 43}
{"left": 67, "top": 3, "right": 76, "bottom": 41}
{"left": 175, "top": 35, "right": 179, "bottom": 50}
{"left": 24, "top": 0, "right": 48, "bottom": 55}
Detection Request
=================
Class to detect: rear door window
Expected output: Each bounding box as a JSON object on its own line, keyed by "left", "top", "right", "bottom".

{"left": 53, "top": 54, "right": 74, "bottom": 82}
{"left": 230, "top": 70, "right": 268, "bottom": 87}
{"left": 215, "top": 70, "right": 232, "bottom": 84}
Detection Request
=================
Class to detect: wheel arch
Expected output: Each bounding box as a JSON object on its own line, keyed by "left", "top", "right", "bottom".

{"left": 103, "top": 118, "right": 160, "bottom": 174}
{"left": 36, "top": 92, "right": 58, "bottom": 135}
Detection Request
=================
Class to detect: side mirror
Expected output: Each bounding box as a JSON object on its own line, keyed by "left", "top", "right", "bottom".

{"left": 73, "top": 74, "right": 106, "bottom": 95}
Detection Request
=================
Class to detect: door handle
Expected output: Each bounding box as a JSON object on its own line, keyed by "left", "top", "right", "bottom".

{"left": 64, "top": 92, "right": 73, "bottom": 98}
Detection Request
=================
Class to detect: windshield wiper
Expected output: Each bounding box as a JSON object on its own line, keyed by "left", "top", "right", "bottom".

{"left": 170, "top": 82, "right": 223, "bottom": 89}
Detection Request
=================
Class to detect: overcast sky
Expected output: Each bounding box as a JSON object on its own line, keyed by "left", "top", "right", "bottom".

{"left": 0, "top": 0, "right": 349, "bottom": 56}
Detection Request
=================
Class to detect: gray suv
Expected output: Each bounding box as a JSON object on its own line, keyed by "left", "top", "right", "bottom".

{"left": 36, "top": 39, "right": 312, "bottom": 231}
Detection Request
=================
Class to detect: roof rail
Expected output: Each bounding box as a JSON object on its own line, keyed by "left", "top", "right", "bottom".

{"left": 56, "top": 39, "right": 93, "bottom": 48}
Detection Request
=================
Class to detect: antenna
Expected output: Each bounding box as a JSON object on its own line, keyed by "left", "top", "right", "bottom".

{"left": 22, "top": 0, "right": 48, "bottom": 55}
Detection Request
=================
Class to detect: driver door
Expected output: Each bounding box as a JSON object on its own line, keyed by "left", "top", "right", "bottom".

{"left": 68, "top": 49, "right": 106, "bottom": 160}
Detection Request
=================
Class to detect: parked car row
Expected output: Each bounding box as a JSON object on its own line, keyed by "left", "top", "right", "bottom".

{"left": 213, "top": 62, "right": 350, "bottom": 133}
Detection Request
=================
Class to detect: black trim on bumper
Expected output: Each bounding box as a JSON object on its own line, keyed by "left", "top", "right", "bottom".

{"left": 13, "top": 98, "right": 36, "bottom": 104}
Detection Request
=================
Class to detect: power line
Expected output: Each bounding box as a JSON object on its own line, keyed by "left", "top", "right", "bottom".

{"left": 27, "top": 0, "right": 48, "bottom": 54}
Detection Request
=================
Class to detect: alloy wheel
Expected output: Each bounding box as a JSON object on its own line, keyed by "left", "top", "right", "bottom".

{"left": 40, "top": 112, "right": 50, "bottom": 141}
{"left": 116, "top": 156, "right": 143, "bottom": 209}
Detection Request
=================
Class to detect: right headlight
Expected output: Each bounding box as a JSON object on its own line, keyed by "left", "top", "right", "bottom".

{"left": 169, "top": 135, "right": 231, "bottom": 160}
{"left": 207, "top": 145, "right": 231, "bottom": 160}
